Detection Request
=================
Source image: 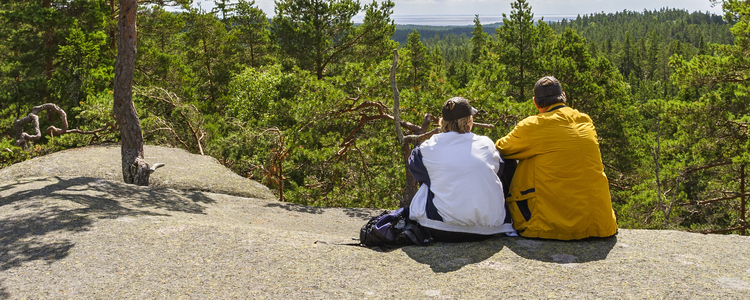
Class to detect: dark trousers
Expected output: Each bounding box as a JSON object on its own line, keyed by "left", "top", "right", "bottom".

{"left": 425, "top": 227, "right": 494, "bottom": 243}
{"left": 500, "top": 159, "right": 517, "bottom": 198}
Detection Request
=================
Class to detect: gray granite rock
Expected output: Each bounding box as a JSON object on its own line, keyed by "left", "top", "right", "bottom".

{"left": 0, "top": 144, "right": 275, "bottom": 200}
{"left": 1, "top": 176, "right": 749, "bottom": 299}
{"left": 0, "top": 145, "right": 749, "bottom": 298}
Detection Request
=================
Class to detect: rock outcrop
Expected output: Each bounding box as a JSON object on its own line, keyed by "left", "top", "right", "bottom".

{"left": 0, "top": 145, "right": 748, "bottom": 298}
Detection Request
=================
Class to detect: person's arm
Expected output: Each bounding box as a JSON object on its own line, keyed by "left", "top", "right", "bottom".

{"left": 408, "top": 146, "right": 431, "bottom": 187}
{"left": 495, "top": 119, "right": 539, "bottom": 160}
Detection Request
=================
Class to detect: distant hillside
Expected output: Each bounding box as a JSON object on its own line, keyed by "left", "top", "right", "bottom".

{"left": 393, "top": 23, "right": 502, "bottom": 45}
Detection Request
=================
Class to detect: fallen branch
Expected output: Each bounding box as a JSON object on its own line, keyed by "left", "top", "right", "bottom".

{"left": 14, "top": 103, "right": 116, "bottom": 147}
{"left": 404, "top": 128, "right": 440, "bottom": 143}
{"left": 403, "top": 122, "right": 494, "bottom": 143}
{"left": 699, "top": 223, "right": 750, "bottom": 234}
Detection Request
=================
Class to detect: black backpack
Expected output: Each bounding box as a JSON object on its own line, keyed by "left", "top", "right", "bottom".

{"left": 359, "top": 207, "right": 432, "bottom": 248}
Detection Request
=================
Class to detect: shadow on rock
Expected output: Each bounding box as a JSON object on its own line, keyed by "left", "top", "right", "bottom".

{"left": 265, "top": 202, "right": 324, "bottom": 214}
{"left": 501, "top": 235, "right": 617, "bottom": 263}
{"left": 0, "top": 282, "right": 8, "bottom": 300}
{"left": 0, "top": 209, "right": 80, "bottom": 271}
{"left": 342, "top": 208, "right": 378, "bottom": 221}
{"left": 1, "top": 176, "right": 215, "bottom": 215}
{"left": 0, "top": 176, "right": 216, "bottom": 271}
{"left": 402, "top": 239, "right": 505, "bottom": 273}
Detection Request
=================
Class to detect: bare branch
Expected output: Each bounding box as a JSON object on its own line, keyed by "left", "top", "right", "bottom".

{"left": 419, "top": 113, "right": 434, "bottom": 132}
{"left": 682, "top": 160, "right": 734, "bottom": 176}
{"left": 402, "top": 123, "right": 494, "bottom": 144}
{"left": 404, "top": 128, "right": 441, "bottom": 143}
{"left": 699, "top": 223, "right": 750, "bottom": 234}
{"left": 679, "top": 193, "right": 750, "bottom": 206}
{"left": 136, "top": 87, "right": 205, "bottom": 155}
{"left": 391, "top": 49, "right": 404, "bottom": 146}
{"left": 14, "top": 103, "right": 116, "bottom": 147}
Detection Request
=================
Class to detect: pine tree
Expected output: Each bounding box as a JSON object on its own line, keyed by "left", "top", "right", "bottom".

{"left": 619, "top": 31, "right": 639, "bottom": 78}
{"left": 272, "top": 0, "right": 395, "bottom": 80}
{"left": 405, "top": 30, "right": 430, "bottom": 88}
{"left": 496, "top": 0, "right": 541, "bottom": 102}
{"left": 470, "top": 15, "right": 488, "bottom": 63}
{"left": 136, "top": 5, "right": 187, "bottom": 88}
{"left": 231, "top": 0, "right": 275, "bottom": 68}
{"left": 644, "top": 30, "right": 660, "bottom": 80}
{"left": 182, "top": 7, "right": 237, "bottom": 113}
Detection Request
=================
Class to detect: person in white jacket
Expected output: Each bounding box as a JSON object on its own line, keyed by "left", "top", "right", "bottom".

{"left": 408, "top": 97, "right": 516, "bottom": 242}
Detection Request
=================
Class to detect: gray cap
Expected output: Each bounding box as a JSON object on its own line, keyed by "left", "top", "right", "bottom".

{"left": 442, "top": 97, "right": 477, "bottom": 121}
{"left": 534, "top": 76, "right": 566, "bottom": 103}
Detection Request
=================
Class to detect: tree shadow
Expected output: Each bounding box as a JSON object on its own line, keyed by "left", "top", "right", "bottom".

{"left": 342, "top": 208, "right": 378, "bottom": 221}
{"left": 401, "top": 238, "right": 506, "bottom": 273}
{"left": 0, "top": 283, "right": 8, "bottom": 300}
{"left": 0, "top": 176, "right": 216, "bottom": 273}
{"left": 265, "top": 202, "right": 324, "bottom": 214}
{"left": 0, "top": 177, "right": 48, "bottom": 196}
{"left": 264, "top": 203, "right": 376, "bottom": 221}
{"left": 500, "top": 235, "right": 618, "bottom": 264}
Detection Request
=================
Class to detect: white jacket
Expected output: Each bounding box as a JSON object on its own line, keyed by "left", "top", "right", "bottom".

{"left": 408, "top": 132, "right": 514, "bottom": 235}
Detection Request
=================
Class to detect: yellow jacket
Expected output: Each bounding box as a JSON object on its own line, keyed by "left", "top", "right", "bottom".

{"left": 495, "top": 103, "right": 617, "bottom": 240}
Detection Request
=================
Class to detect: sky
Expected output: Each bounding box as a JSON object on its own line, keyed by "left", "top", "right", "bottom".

{"left": 189, "top": 0, "right": 724, "bottom": 25}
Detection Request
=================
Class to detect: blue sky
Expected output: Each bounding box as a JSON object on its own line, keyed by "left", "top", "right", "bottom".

{"left": 191, "top": 0, "right": 724, "bottom": 25}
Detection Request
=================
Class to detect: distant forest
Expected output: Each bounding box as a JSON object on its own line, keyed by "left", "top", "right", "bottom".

{"left": 1, "top": 0, "right": 748, "bottom": 234}
{"left": 393, "top": 23, "right": 499, "bottom": 45}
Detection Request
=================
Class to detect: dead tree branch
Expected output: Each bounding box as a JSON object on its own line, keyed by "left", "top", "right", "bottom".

{"left": 403, "top": 122, "right": 494, "bottom": 143}
{"left": 135, "top": 87, "right": 205, "bottom": 155}
{"left": 14, "top": 103, "right": 116, "bottom": 147}
{"left": 678, "top": 193, "right": 750, "bottom": 206}
{"left": 699, "top": 223, "right": 750, "bottom": 234}
{"left": 682, "top": 160, "right": 734, "bottom": 176}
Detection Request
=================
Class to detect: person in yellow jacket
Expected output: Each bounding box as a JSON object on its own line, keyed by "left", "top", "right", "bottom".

{"left": 495, "top": 76, "right": 618, "bottom": 240}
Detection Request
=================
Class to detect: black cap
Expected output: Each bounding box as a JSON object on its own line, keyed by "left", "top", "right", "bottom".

{"left": 442, "top": 97, "right": 477, "bottom": 121}
{"left": 534, "top": 76, "right": 566, "bottom": 102}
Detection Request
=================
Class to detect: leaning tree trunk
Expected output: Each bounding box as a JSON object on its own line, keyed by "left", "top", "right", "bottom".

{"left": 113, "top": 0, "right": 152, "bottom": 185}
{"left": 390, "top": 50, "right": 418, "bottom": 207}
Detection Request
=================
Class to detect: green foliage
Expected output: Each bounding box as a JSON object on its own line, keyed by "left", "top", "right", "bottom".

{"left": 0, "top": 139, "right": 28, "bottom": 169}
{"left": 213, "top": 63, "right": 406, "bottom": 208}
{"left": 136, "top": 5, "right": 188, "bottom": 90}
{"left": 0, "top": 0, "right": 116, "bottom": 136}
{"left": 227, "top": 65, "right": 286, "bottom": 126}
{"left": 73, "top": 91, "right": 118, "bottom": 142}
{"left": 352, "top": 0, "right": 398, "bottom": 65}
{"left": 50, "top": 21, "right": 114, "bottom": 105}
{"left": 272, "top": 0, "right": 395, "bottom": 79}
{"left": 182, "top": 7, "right": 240, "bottom": 113}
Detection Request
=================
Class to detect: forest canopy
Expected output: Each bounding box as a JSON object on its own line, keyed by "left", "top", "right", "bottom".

{"left": 0, "top": 0, "right": 747, "bottom": 234}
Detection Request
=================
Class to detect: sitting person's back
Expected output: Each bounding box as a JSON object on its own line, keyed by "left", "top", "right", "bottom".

{"left": 495, "top": 76, "right": 617, "bottom": 240}
{"left": 409, "top": 97, "right": 515, "bottom": 242}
